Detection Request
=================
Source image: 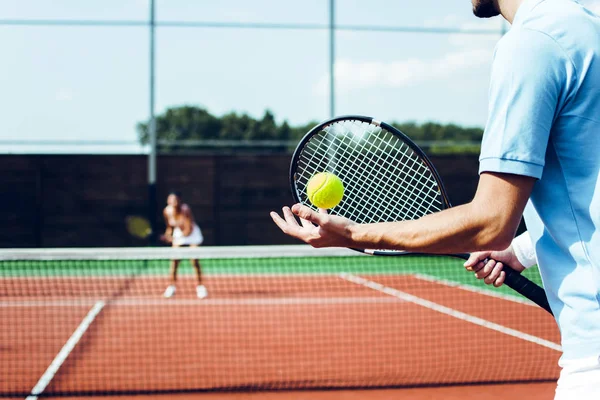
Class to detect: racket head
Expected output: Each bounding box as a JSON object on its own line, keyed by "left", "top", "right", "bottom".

{"left": 125, "top": 215, "right": 153, "bottom": 239}
{"left": 290, "top": 115, "right": 451, "bottom": 254}
{"left": 289, "top": 116, "right": 553, "bottom": 314}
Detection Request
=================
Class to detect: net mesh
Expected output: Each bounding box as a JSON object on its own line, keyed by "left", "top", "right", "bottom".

{"left": 0, "top": 245, "right": 559, "bottom": 397}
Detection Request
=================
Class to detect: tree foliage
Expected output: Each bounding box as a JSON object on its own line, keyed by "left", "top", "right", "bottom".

{"left": 138, "top": 105, "right": 483, "bottom": 154}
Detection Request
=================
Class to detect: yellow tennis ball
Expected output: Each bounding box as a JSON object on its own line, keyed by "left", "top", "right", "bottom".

{"left": 306, "top": 172, "right": 344, "bottom": 209}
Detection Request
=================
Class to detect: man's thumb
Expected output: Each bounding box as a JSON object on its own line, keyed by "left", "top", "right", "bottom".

{"left": 464, "top": 252, "right": 483, "bottom": 268}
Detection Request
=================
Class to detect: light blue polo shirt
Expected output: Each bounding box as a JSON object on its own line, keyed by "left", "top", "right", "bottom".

{"left": 479, "top": 0, "right": 600, "bottom": 361}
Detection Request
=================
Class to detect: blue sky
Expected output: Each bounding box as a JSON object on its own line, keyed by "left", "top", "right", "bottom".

{"left": 1, "top": 0, "right": 598, "bottom": 153}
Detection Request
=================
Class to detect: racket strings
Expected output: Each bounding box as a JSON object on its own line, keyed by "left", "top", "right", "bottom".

{"left": 372, "top": 132, "right": 441, "bottom": 220}
{"left": 300, "top": 124, "right": 435, "bottom": 222}
{"left": 319, "top": 123, "right": 433, "bottom": 207}
{"left": 351, "top": 132, "right": 429, "bottom": 222}
{"left": 327, "top": 125, "right": 403, "bottom": 222}
{"left": 298, "top": 122, "right": 436, "bottom": 223}
{"left": 295, "top": 119, "right": 443, "bottom": 224}
{"left": 300, "top": 128, "right": 406, "bottom": 222}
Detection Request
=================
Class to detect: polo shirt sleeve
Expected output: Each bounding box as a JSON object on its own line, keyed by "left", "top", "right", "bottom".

{"left": 479, "top": 28, "right": 572, "bottom": 179}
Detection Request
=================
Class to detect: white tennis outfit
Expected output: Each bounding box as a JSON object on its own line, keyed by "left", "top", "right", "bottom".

{"left": 172, "top": 224, "right": 204, "bottom": 246}
{"left": 165, "top": 204, "right": 204, "bottom": 246}
{"left": 163, "top": 204, "right": 207, "bottom": 299}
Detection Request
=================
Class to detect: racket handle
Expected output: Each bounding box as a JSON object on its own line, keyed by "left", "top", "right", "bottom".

{"left": 502, "top": 266, "right": 553, "bottom": 315}
{"left": 370, "top": 251, "right": 553, "bottom": 315}
{"left": 454, "top": 253, "right": 553, "bottom": 315}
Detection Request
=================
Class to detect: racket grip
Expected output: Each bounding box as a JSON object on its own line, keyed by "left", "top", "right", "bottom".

{"left": 377, "top": 252, "right": 553, "bottom": 315}
{"left": 502, "top": 266, "right": 553, "bottom": 315}
{"left": 454, "top": 253, "right": 553, "bottom": 315}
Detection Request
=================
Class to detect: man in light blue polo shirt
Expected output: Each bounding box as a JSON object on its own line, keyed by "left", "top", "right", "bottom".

{"left": 271, "top": 0, "right": 600, "bottom": 397}
{"left": 463, "top": 0, "right": 600, "bottom": 398}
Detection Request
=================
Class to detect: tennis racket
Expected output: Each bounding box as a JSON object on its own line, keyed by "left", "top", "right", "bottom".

{"left": 126, "top": 215, "right": 153, "bottom": 239}
{"left": 290, "top": 115, "right": 552, "bottom": 315}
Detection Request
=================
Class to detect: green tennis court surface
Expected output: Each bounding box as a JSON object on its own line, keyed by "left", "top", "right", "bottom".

{"left": 1, "top": 253, "right": 543, "bottom": 301}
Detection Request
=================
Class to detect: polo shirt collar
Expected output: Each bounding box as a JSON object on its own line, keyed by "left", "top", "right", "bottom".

{"left": 513, "top": 0, "right": 546, "bottom": 26}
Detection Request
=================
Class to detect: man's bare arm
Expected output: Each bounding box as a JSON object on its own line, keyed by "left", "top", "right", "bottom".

{"left": 271, "top": 172, "right": 535, "bottom": 253}
{"left": 351, "top": 173, "right": 535, "bottom": 253}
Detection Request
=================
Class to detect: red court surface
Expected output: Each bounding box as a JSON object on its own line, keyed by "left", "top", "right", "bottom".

{"left": 1, "top": 274, "right": 561, "bottom": 398}
{"left": 6, "top": 383, "right": 557, "bottom": 400}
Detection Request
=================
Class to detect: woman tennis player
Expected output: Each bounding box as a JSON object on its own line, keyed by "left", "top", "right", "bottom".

{"left": 160, "top": 191, "right": 207, "bottom": 299}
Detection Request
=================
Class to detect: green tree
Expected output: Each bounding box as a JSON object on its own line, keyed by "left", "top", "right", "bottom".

{"left": 137, "top": 105, "right": 483, "bottom": 154}
{"left": 249, "top": 110, "right": 278, "bottom": 140}
{"left": 138, "top": 106, "right": 222, "bottom": 144}
{"left": 219, "top": 112, "right": 247, "bottom": 140}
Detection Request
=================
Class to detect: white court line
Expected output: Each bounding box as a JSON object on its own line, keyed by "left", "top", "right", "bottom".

{"left": 339, "top": 273, "right": 562, "bottom": 352}
{"left": 25, "top": 301, "right": 105, "bottom": 400}
{"left": 1, "top": 297, "right": 404, "bottom": 308}
{"left": 412, "top": 273, "right": 536, "bottom": 307}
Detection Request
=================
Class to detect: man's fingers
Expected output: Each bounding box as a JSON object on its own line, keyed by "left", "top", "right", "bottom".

{"left": 468, "top": 261, "right": 485, "bottom": 273}
{"left": 464, "top": 252, "right": 487, "bottom": 269}
{"left": 300, "top": 218, "right": 314, "bottom": 228}
{"left": 484, "top": 262, "right": 503, "bottom": 284}
{"left": 292, "top": 203, "right": 326, "bottom": 225}
{"left": 493, "top": 271, "right": 506, "bottom": 287}
{"left": 282, "top": 206, "right": 300, "bottom": 226}
{"left": 464, "top": 255, "right": 478, "bottom": 269}
{"left": 270, "top": 211, "right": 291, "bottom": 234}
{"left": 475, "top": 259, "right": 496, "bottom": 280}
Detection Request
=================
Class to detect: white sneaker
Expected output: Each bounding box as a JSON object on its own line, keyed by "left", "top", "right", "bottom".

{"left": 163, "top": 285, "right": 176, "bottom": 298}
{"left": 196, "top": 285, "right": 208, "bottom": 299}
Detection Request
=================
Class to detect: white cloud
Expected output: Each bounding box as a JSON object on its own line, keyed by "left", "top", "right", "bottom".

{"left": 423, "top": 14, "right": 464, "bottom": 28}
{"left": 424, "top": 14, "right": 505, "bottom": 32}
{"left": 314, "top": 12, "right": 501, "bottom": 98}
{"left": 447, "top": 20, "right": 505, "bottom": 48}
{"left": 314, "top": 47, "right": 493, "bottom": 95}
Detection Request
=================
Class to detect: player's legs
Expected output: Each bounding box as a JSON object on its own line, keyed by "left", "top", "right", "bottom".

{"left": 189, "top": 243, "right": 207, "bottom": 299}
{"left": 164, "top": 243, "right": 181, "bottom": 298}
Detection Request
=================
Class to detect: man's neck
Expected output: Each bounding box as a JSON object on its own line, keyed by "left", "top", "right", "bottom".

{"left": 498, "top": 0, "right": 526, "bottom": 24}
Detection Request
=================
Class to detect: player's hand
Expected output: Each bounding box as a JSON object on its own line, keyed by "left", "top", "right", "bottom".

{"left": 159, "top": 234, "right": 173, "bottom": 244}
{"left": 463, "top": 246, "right": 526, "bottom": 287}
{"left": 270, "top": 204, "right": 357, "bottom": 248}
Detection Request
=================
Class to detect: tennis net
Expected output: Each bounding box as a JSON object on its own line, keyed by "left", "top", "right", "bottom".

{"left": 0, "top": 245, "right": 560, "bottom": 397}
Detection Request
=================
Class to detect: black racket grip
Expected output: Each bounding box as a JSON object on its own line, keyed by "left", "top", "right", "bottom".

{"left": 502, "top": 266, "right": 553, "bottom": 315}
{"left": 371, "top": 251, "right": 553, "bottom": 315}
{"left": 454, "top": 252, "right": 552, "bottom": 315}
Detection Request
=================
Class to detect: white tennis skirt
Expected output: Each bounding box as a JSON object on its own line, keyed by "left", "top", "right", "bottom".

{"left": 172, "top": 224, "right": 204, "bottom": 246}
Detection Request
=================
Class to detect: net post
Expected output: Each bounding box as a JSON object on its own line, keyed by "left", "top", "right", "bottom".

{"left": 329, "top": 0, "right": 335, "bottom": 118}
{"left": 147, "top": 0, "right": 157, "bottom": 245}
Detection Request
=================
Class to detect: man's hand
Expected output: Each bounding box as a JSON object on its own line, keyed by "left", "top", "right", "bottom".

{"left": 270, "top": 204, "right": 357, "bottom": 248}
{"left": 464, "top": 245, "right": 526, "bottom": 287}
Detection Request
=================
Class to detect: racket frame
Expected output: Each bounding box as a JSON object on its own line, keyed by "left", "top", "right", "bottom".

{"left": 289, "top": 115, "right": 553, "bottom": 315}
{"left": 291, "top": 114, "right": 454, "bottom": 256}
